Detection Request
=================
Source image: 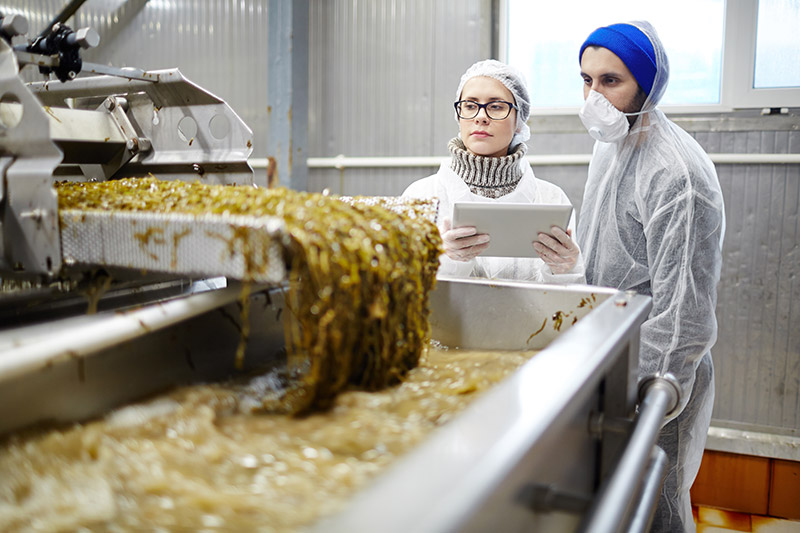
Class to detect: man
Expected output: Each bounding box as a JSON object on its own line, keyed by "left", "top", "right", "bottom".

{"left": 576, "top": 21, "right": 725, "bottom": 533}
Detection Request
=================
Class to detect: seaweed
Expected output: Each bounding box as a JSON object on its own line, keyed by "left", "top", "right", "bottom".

{"left": 56, "top": 178, "right": 443, "bottom": 415}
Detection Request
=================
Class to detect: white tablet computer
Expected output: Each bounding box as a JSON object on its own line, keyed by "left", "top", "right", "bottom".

{"left": 451, "top": 202, "right": 573, "bottom": 258}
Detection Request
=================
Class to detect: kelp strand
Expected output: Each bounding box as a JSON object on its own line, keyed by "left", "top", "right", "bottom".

{"left": 56, "top": 178, "right": 442, "bottom": 414}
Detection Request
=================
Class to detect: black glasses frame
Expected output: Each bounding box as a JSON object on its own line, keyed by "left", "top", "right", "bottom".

{"left": 454, "top": 99, "right": 518, "bottom": 120}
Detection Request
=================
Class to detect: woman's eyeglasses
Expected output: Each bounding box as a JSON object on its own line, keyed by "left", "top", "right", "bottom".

{"left": 454, "top": 100, "right": 517, "bottom": 120}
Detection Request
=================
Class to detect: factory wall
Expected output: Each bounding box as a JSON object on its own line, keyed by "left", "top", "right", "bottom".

{"left": 8, "top": 0, "right": 799, "bottom": 441}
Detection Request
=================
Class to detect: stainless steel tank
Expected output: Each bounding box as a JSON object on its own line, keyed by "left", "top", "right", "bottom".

{"left": 0, "top": 276, "right": 672, "bottom": 532}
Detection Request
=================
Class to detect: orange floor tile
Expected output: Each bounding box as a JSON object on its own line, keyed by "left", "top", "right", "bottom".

{"left": 694, "top": 506, "right": 800, "bottom": 533}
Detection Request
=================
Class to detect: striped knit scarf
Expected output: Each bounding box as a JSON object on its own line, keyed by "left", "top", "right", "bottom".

{"left": 448, "top": 138, "right": 527, "bottom": 199}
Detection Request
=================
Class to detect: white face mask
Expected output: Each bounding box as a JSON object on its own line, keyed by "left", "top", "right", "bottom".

{"left": 579, "top": 90, "right": 645, "bottom": 143}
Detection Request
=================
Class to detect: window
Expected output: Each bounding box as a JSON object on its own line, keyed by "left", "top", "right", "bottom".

{"left": 502, "top": 0, "right": 800, "bottom": 113}
{"left": 754, "top": 0, "right": 800, "bottom": 88}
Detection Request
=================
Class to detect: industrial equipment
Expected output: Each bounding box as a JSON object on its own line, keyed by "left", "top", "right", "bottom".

{"left": 0, "top": 8, "right": 675, "bottom": 532}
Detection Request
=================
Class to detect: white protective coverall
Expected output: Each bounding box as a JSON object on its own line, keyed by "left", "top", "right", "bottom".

{"left": 403, "top": 161, "right": 585, "bottom": 284}
{"left": 576, "top": 21, "right": 725, "bottom": 533}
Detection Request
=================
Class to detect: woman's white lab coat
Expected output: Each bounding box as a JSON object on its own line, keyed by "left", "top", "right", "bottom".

{"left": 403, "top": 161, "right": 585, "bottom": 284}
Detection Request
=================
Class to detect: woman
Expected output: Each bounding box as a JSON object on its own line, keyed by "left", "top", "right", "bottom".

{"left": 403, "top": 59, "right": 584, "bottom": 283}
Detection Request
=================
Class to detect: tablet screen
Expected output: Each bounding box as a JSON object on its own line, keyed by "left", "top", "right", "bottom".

{"left": 451, "top": 202, "right": 573, "bottom": 258}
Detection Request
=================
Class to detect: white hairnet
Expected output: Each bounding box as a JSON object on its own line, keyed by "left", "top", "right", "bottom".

{"left": 455, "top": 59, "right": 531, "bottom": 148}
{"left": 576, "top": 21, "right": 725, "bottom": 532}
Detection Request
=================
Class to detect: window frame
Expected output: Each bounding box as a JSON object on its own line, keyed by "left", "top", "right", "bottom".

{"left": 499, "top": 0, "right": 800, "bottom": 115}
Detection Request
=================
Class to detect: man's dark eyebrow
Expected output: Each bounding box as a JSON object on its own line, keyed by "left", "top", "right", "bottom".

{"left": 580, "top": 70, "right": 627, "bottom": 78}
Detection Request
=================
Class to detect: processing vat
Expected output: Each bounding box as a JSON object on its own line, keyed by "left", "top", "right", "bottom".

{"left": 0, "top": 276, "right": 670, "bottom": 532}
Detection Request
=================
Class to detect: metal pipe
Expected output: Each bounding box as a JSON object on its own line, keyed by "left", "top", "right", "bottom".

{"left": 579, "top": 377, "right": 679, "bottom": 533}
{"left": 27, "top": 69, "right": 183, "bottom": 102}
{"left": 249, "top": 153, "right": 800, "bottom": 170}
{"left": 626, "top": 447, "right": 668, "bottom": 533}
{"left": 709, "top": 153, "right": 800, "bottom": 164}
{"left": 14, "top": 50, "right": 58, "bottom": 68}
{"left": 0, "top": 281, "right": 263, "bottom": 384}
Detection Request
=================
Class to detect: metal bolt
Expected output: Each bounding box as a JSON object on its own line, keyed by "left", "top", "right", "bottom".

{"left": 0, "top": 14, "right": 29, "bottom": 38}
{"left": 104, "top": 98, "right": 116, "bottom": 111}
{"left": 67, "top": 27, "right": 100, "bottom": 49}
{"left": 126, "top": 138, "right": 139, "bottom": 153}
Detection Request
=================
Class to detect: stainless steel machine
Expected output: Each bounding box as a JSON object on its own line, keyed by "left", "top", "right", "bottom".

{"left": 0, "top": 9, "right": 257, "bottom": 283}
{"left": 0, "top": 9, "right": 678, "bottom": 533}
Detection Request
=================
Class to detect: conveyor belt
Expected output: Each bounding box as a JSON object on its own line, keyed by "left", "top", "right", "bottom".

{"left": 57, "top": 195, "right": 438, "bottom": 283}
{"left": 60, "top": 209, "right": 289, "bottom": 283}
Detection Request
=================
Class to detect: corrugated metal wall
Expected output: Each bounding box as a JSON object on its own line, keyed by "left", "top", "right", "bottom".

{"left": 8, "top": 0, "right": 269, "bottom": 162}
{"left": 7, "top": 0, "right": 799, "bottom": 438}
{"left": 308, "top": 0, "right": 493, "bottom": 194}
{"left": 709, "top": 135, "right": 800, "bottom": 436}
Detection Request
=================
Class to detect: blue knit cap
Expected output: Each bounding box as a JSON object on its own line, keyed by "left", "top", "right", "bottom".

{"left": 579, "top": 23, "right": 657, "bottom": 95}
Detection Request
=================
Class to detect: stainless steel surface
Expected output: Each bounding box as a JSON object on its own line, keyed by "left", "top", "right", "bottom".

{"left": 79, "top": 60, "right": 152, "bottom": 81}
{"left": 55, "top": 195, "right": 435, "bottom": 282}
{"left": 12, "top": 50, "right": 57, "bottom": 67}
{"left": 0, "top": 279, "right": 286, "bottom": 436}
{"left": 0, "top": 38, "right": 62, "bottom": 275}
{"left": 430, "top": 276, "right": 616, "bottom": 350}
{"left": 0, "top": 276, "right": 654, "bottom": 531}
{"left": 0, "top": 279, "right": 238, "bottom": 383}
{"left": 626, "top": 448, "right": 668, "bottom": 533}
{"left": 29, "top": 68, "right": 256, "bottom": 186}
{"left": 638, "top": 373, "right": 681, "bottom": 419}
{"left": 316, "top": 279, "right": 652, "bottom": 533}
{"left": 580, "top": 378, "right": 676, "bottom": 533}
{"left": 0, "top": 12, "right": 29, "bottom": 39}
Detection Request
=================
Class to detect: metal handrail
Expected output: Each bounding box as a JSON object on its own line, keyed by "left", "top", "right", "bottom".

{"left": 627, "top": 447, "right": 668, "bottom": 533}
{"left": 579, "top": 375, "right": 680, "bottom": 533}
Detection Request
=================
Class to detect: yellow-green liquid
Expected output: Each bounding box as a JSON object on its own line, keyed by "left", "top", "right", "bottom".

{"left": 0, "top": 346, "right": 537, "bottom": 532}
